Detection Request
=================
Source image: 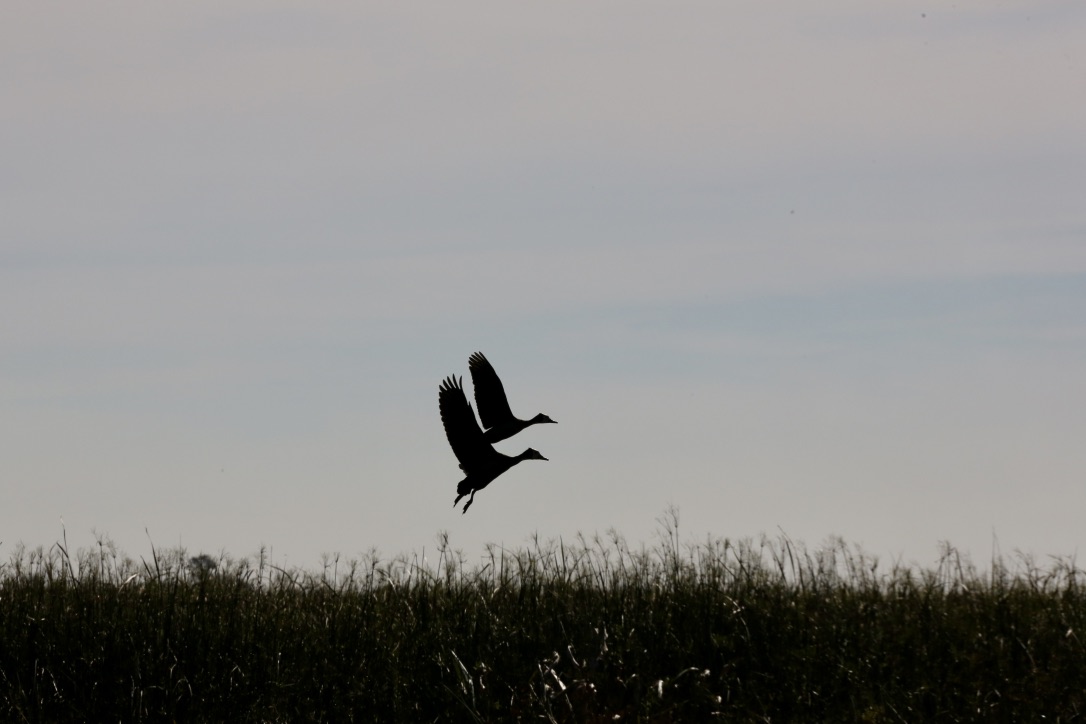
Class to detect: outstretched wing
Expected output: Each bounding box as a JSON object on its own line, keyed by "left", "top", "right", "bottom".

{"left": 468, "top": 352, "right": 515, "bottom": 429}
{"left": 439, "top": 375, "right": 497, "bottom": 473}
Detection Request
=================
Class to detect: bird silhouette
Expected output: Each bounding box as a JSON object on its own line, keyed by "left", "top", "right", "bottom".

{"left": 439, "top": 375, "right": 548, "bottom": 514}
{"left": 468, "top": 352, "right": 556, "bottom": 443}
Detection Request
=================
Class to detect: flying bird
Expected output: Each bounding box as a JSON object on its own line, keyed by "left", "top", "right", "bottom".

{"left": 439, "top": 375, "right": 547, "bottom": 514}
{"left": 468, "top": 351, "right": 556, "bottom": 443}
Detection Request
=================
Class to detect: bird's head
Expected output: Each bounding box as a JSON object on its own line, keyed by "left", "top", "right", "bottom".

{"left": 532, "top": 413, "right": 557, "bottom": 425}
{"left": 521, "top": 448, "right": 548, "bottom": 461}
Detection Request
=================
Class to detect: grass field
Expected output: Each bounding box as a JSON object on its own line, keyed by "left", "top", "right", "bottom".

{"left": 2, "top": 510, "right": 1084, "bottom": 722}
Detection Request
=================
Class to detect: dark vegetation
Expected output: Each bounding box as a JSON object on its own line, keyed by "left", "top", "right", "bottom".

{"left": 2, "top": 511, "right": 1084, "bottom": 722}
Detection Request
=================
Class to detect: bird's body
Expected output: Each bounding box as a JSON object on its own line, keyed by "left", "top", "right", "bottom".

{"left": 439, "top": 375, "right": 547, "bottom": 514}
{"left": 468, "top": 352, "right": 556, "bottom": 443}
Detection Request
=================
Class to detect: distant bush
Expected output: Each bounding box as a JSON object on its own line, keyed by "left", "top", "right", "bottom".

{"left": 1, "top": 511, "right": 1084, "bottom": 722}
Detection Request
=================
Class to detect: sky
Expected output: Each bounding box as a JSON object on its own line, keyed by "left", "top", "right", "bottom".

{"left": 3, "top": 1, "right": 1085, "bottom": 572}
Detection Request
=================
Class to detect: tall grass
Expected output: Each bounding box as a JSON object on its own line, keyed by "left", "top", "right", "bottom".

{"left": 1, "top": 511, "right": 1084, "bottom": 722}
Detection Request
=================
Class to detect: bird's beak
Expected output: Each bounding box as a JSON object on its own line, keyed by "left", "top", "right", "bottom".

{"left": 539, "top": 454, "right": 549, "bottom": 461}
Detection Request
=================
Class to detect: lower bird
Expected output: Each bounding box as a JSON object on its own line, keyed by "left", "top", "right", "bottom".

{"left": 439, "top": 375, "right": 547, "bottom": 514}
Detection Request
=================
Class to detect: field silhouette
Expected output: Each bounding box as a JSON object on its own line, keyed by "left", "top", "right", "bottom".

{"left": 2, "top": 511, "right": 1084, "bottom": 721}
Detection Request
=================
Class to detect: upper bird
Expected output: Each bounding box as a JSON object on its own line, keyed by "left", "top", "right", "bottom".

{"left": 440, "top": 375, "right": 547, "bottom": 514}
{"left": 468, "top": 351, "right": 556, "bottom": 444}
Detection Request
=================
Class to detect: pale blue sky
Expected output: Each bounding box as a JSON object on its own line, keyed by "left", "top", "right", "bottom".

{"left": 3, "top": 1, "right": 1085, "bottom": 569}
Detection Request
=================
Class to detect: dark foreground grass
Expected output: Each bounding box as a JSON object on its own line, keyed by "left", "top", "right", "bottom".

{"left": 2, "top": 513, "right": 1084, "bottom": 722}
